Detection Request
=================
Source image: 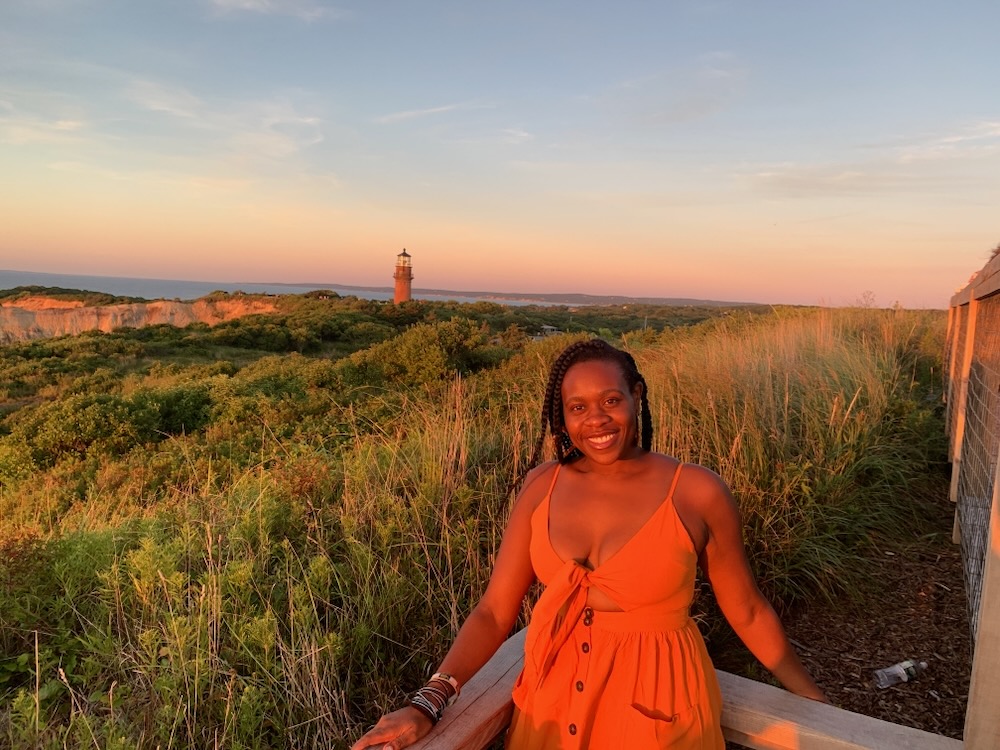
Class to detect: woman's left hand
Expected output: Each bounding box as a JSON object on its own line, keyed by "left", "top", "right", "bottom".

{"left": 350, "top": 706, "right": 434, "bottom": 750}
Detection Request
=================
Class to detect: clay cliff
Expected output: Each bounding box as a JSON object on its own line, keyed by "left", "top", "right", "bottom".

{"left": 0, "top": 296, "right": 279, "bottom": 344}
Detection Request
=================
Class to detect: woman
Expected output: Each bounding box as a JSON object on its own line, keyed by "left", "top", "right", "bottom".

{"left": 352, "top": 339, "right": 825, "bottom": 750}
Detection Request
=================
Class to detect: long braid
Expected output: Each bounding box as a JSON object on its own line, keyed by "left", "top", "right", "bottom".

{"left": 527, "top": 340, "right": 593, "bottom": 467}
{"left": 619, "top": 351, "right": 654, "bottom": 450}
{"left": 525, "top": 339, "right": 654, "bottom": 477}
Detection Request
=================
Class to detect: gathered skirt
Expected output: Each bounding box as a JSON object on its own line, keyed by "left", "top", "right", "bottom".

{"left": 507, "top": 605, "right": 724, "bottom": 749}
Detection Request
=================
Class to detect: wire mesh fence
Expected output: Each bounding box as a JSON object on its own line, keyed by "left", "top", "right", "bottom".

{"left": 949, "top": 293, "right": 1000, "bottom": 645}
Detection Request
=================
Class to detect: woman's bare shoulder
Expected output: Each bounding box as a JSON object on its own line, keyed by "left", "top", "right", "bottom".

{"left": 513, "top": 461, "right": 560, "bottom": 511}
{"left": 640, "top": 451, "right": 684, "bottom": 481}
{"left": 674, "top": 462, "right": 739, "bottom": 518}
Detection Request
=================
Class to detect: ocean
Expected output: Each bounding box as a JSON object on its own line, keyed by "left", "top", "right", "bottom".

{"left": 0, "top": 269, "right": 507, "bottom": 306}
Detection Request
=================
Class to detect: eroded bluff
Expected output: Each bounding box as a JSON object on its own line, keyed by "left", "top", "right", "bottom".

{"left": 0, "top": 296, "right": 278, "bottom": 343}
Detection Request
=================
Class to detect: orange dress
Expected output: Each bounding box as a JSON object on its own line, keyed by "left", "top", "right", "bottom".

{"left": 507, "top": 464, "right": 724, "bottom": 749}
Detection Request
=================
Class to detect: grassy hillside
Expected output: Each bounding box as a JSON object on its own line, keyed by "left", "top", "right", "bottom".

{"left": 0, "top": 297, "right": 947, "bottom": 749}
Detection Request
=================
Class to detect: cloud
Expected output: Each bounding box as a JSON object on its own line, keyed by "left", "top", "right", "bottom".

{"left": 208, "top": 0, "right": 343, "bottom": 22}
{"left": 47, "top": 160, "right": 144, "bottom": 184}
{"left": 898, "top": 121, "right": 1000, "bottom": 163}
{"left": 225, "top": 103, "right": 324, "bottom": 159}
{"left": 121, "top": 76, "right": 326, "bottom": 161}
{"left": 601, "top": 51, "right": 748, "bottom": 126}
{"left": 47, "top": 159, "right": 261, "bottom": 194}
{"left": 373, "top": 100, "right": 498, "bottom": 125}
{"left": 127, "top": 80, "right": 203, "bottom": 119}
{"left": 374, "top": 104, "right": 468, "bottom": 125}
{"left": 750, "top": 119, "right": 1000, "bottom": 197}
{"left": 0, "top": 86, "right": 89, "bottom": 145}
{"left": 749, "top": 164, "right": 918, "bottom": 195}
{"left": 500, "top": 128, "right": 534, "bottom": 145}
{"left": 0, "top": 114, "right": 88, "bottom": 145}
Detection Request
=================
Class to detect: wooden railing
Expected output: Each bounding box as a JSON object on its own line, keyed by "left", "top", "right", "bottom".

{"left": 410, "top": 628, "right": 963, "bottom": 750}
{"left": 948, "top": 255, "right": 1000, "bottom": 749}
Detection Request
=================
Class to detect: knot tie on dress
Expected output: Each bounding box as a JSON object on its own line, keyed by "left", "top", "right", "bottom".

{"left": 528, "top": 561, "right": 597, "bottom": 689}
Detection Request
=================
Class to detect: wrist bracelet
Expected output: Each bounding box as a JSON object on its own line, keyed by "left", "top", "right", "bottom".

{"left": 430, "top": 672, "right": 461, "bottom": 703}
{"left": 408, "top": 693, "right": 440, "bottom": 724}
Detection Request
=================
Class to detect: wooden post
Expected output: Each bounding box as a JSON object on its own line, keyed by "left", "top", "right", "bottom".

{"left": 948, "top": 304, "right": 966, "bottom": 544}
{"left": 945, "top": 304, "right": 957, "bottom": 390}
{"left": 950, "top": 301, "right": 978, "bottom": 545}
{"left": 950, "top": 298, "right": 979, "bottom": 504}
{"left": 946, "top": 305, "right": 962, "bottom": 431}
{"left": 964, "top": 442, "right": 1000, "bottom": 748}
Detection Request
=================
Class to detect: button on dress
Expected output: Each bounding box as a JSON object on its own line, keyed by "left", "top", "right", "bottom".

{"left": 507, "top": 464, "right": 724, "bottom": 749}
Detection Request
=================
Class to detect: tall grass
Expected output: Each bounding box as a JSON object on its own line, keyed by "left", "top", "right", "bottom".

{"left": 641, "top": 307, "right": 946, "bottom": 605}
{"left": 0, "top": 308, "right": 946, "bottom": 748}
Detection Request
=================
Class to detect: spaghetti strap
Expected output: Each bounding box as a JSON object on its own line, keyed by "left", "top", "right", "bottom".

{"left": 543, "top": 463, "right": 562, "bottom": 498}
{"left": 666, "top": 462, "right": 684, "bottom": 502}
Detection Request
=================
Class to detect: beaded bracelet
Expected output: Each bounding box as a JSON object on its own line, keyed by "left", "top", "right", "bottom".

{"left": 408, "top": 691, "right": 441, "bottom": 724}
{"left": 408, "top": 673, "right": 461, "bottom": 724}
{"left": 430, "top": 672, "right": 461, "bottom": 703}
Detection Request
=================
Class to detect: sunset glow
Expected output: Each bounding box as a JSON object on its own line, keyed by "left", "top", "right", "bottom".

{"left": 2, "top": 1, "right": 998, "bottom": 308}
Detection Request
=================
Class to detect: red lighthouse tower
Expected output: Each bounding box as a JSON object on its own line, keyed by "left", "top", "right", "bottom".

{"left": 393, "top": 249, "right": 413, "bottom": 303}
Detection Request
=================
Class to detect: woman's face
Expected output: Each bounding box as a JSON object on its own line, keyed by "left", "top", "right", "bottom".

{"left": 560, "top": 358, "right": 642, "bottom": 464}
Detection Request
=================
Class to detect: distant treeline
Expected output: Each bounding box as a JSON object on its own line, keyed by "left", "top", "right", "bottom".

{"left": 0, "top": 285, "right": 149, "bottom": 306}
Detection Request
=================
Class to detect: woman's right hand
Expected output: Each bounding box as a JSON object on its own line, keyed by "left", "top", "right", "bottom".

{"left": 350, "top": 706, "right": 435, "bottom": 750}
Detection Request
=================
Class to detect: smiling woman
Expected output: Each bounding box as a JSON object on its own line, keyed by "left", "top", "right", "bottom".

{"left": 351, "top": 338, "right": 826, "bottom": 750}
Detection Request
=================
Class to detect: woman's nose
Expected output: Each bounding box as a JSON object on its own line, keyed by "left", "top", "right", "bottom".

{"left": 585, "top": 407, "right": 611, "bottom": 424}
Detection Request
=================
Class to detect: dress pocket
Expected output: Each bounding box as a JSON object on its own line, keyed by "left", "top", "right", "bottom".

{"left": 622, "top": 701, "right": 708, "bottom": 749}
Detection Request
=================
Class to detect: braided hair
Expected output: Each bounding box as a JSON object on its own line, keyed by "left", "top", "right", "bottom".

{"left": 528, "top": 339, "right": 653, "bottom": 469}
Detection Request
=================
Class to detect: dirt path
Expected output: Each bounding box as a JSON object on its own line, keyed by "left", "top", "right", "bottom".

{"left": 716, "top": 482, "right": 971, "bottom": 744}
{"left": 782, "top": 522, "right": 970, "bottom": 740}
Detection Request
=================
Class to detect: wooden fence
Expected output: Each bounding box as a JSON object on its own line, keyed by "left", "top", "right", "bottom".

{"left": 400, "top": 270, "right": 1000, "bottom": 749}
{"left": 946, "top": 253, "right": 1000, "bottom": 749}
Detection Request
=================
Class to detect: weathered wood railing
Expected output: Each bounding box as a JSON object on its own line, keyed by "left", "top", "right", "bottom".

{"left": 410, "top": 629, "right": 963, "bottom": 750}
{"left": 948, "top": 255, "right": 1000, "bottom": 749}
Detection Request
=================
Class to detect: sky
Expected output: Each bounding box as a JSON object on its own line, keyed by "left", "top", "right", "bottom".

{"left": 1, "top": 1, "right": 998, "bottom": 309}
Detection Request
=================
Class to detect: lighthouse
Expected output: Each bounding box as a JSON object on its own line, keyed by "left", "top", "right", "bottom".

{"left": 393, "top": 249, "right": 413, "bottom": 303}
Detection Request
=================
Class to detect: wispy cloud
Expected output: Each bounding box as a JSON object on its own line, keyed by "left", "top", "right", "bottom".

{"left": 374, "top": 101, "right": 494, "bottom": 125}
{"left": 48, "top": 159, "right": 260, "bottom": 194}
{"left": 500, "top": 128, "right": 533, "bottom": 145}
{"left": 749, "top": 119, "right": 1000, "bottom": 197}
{"left": 449, "top": 127, "right": 536, "bottom": 148}
{"left": 0, "top": 113, "right": 88, "bottom": 145}
{"left": 230, "top": 116, "right": 322, "bottom": 158}
{"left": 123, "top": 77, "right": 326, "bottom": 160}
{"left": 0, "top": 83, "right": 90, "bottom": 145}
{"left": 208, "top": 0, "right": 343, "bottom": 22}
{"left": 600, "top": 51, "right": 748, "bottom": 126}
{"left": 374, "top": 104, "right": 464, "bottom": 125}
{"left": 898, "top": 120, "right": 1000, "bottom": 162}
{"left": 127, "top": 80, "right": 202, "bottom": 119}
{"left": 749, "top": 163, "right": 919, "bottom": 195}
{"left": 47, "top": 160, "right": 130, "bottom": 181}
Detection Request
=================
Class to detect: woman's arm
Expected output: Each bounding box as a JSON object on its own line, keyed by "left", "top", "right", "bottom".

{"left": 350, "top": 463, "right": 553, "bottom": 750}
{"left": 680, "top": 465, "right": 828, "bottom": 702}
